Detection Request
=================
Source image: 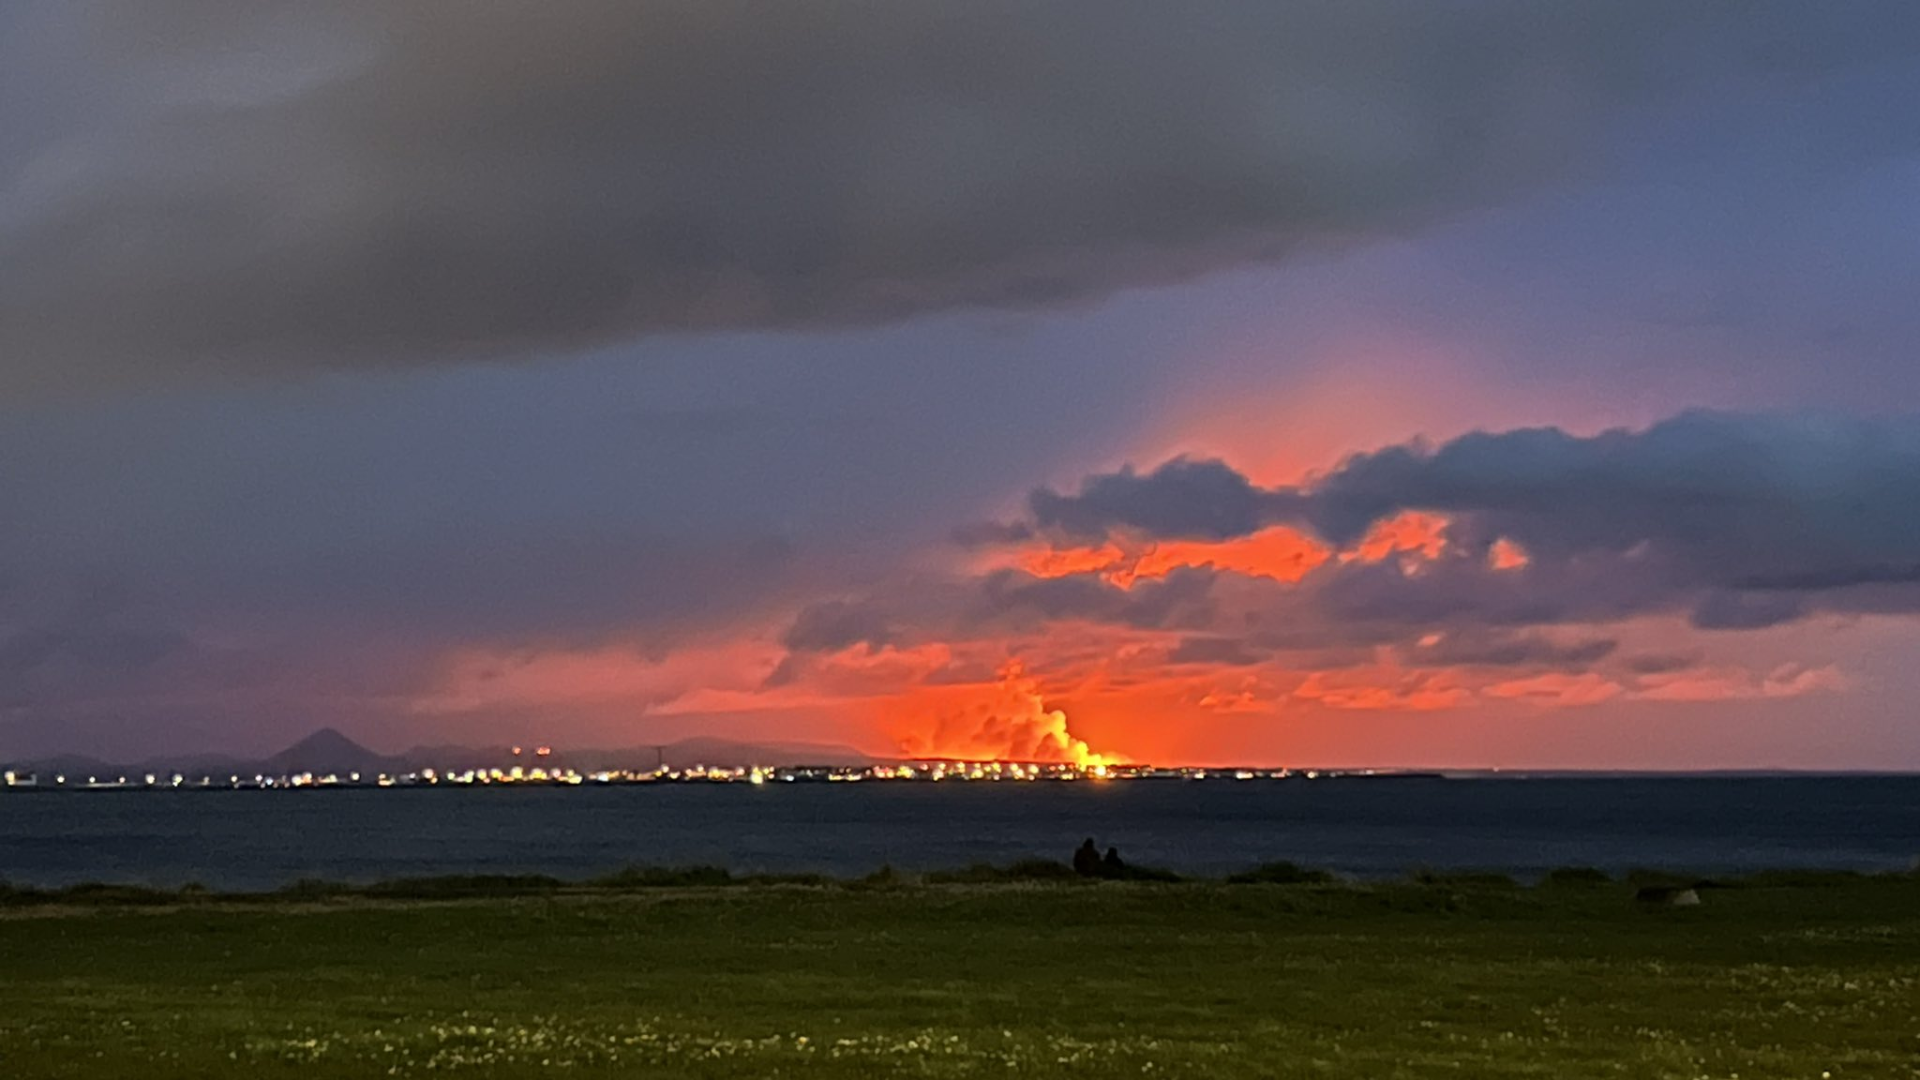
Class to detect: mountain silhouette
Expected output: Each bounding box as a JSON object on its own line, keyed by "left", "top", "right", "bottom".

{"left": 264, "top": 727, "right": 395, "bottom": 776}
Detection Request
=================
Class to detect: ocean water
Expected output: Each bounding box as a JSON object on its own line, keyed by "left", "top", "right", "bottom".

{"left": 2, "top": 776, "right": 1917, "bottom": 891}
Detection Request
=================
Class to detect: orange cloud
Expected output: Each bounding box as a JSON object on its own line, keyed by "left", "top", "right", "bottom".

{"left": 1483, "top": 671, "right": 1625, "bottom": 707}
{"left": 1290, "top": 666, "right": 1472, "bottom": 712}
{"left": 1009, "top": 525, "right": 1329, "bottom": 588}
{"left": 1343, "top": 510, "right": 1450, "bottom": 565}
{"left": 1636, "top": 663, "right": 1847, "bottom": 702}
{"left": 1193, "top": 674, "right": 1284, "bottom": 714}
{"left": 1014, "top": 543, "right": 1129, "bottom": 579}
{"left": 1004, "top": 512, "right": 1455, "bottom": 592}
{"left": 1130, "top": 527, "right": 1331, "bottom": 585}
{"left": 774, "top": 642, "right": 957, "bottom": 697}
{"left": 1489, "top": 537, "right": 1530, "bottom": 570}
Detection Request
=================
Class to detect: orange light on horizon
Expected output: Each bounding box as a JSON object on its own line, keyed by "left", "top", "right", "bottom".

{"left": 892, "top": 662, "right": 1124, "bottom": 767}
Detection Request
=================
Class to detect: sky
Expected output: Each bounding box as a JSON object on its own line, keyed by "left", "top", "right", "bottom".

{"left": 5, "top": 1, "right": 1920, "bottom": 769}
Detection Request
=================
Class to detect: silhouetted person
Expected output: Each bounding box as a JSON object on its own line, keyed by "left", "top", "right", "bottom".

{"left": 1101, "top": 846, "right": 1126, "bottom": 879}
{"left": 1073, "top": 838, "right": 1101, "bottom": 877}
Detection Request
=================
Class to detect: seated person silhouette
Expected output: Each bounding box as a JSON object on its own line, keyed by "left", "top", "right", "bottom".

{"left": 1101, "top": 846, "right": 1127, "bottom": 879}
{"left": 1073, "top": 838, "right": 1101, "bottom": 877}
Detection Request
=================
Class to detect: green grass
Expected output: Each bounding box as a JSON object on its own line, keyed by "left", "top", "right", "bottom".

{"left": 1, "top": 872, "right": 1917, "bottom": 1078}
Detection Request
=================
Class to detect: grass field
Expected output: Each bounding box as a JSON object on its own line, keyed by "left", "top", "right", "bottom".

{"left": 2, "top": 869, "right": 1917, "bottom": 1078}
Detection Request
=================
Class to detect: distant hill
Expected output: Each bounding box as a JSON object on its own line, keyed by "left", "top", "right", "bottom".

{"left": 265, "top": 727, "right": 399, "bottom": 776}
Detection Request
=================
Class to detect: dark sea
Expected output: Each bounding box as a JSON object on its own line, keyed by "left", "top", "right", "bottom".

{"left": 3, "top": 776, "right": 1917, "bottom": 891}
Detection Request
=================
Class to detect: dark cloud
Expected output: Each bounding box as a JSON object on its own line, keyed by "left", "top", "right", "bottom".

{"left": 1622, "top": 652, "right": 1703, "bottom": 676}
{"left": 6, "top": 1, "right": 1914, "bottom": 390}
{"left": 0, "top": 626, "right": 192, "bottom": 717}
{"left": 1030, "top": 458, "right": 1299, "bottom": 541}
{"left": 779, "top": 565, "right": 1219, "bottom": 657}
{"left": 782, "top": 599, "right": 899, "bottom": 654}
{"left": 1301, "top": 552, "right": 1685, "bottom": 632}
{"left": 970, "top": 567, "right": 1217, "bottom": 633}
{"left": 951, "top": 521, "right": 1035, "bottom": 548}
{"left": 1734, "top": 563, "right": 1920, "bottom": 592}
{"left": 0, "top": 593, "right": 198, "bottom": 712}
{"left": 1007, "top": 412, "right": 1920, "bottom": 632}
{"left": 778, "top": 409, "right": 1920, "bottom": 663}
{"left": 1167, "top": 636, "right": 1264, "bottom": 667}
{"left": 0, "top": 626, "right": 189, "bottom": 676}
{"left": 1302, "top": 412, "right": 1920, "bottom": 592}
{"left": 776, "top": 577, "right": 978, "bottom": 657}
{"left": 1690, "top": 591, "right": 1808, "bottom": 631}
{"left": 1409, "top": 632, "right": 1617, "bottom": 670}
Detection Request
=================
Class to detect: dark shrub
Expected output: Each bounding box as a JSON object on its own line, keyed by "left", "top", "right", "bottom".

{"left": 1540, "top": 867, "right": 1612, "bottom": 888}
{"left": 1624, "top": 868, "right": 1695, "bottom": 889}
{"left": 56, "top": 882, "right": 177, "bottom": 906}
{"left": 741, "top": 872, "right": 835, "bottom": 887}
{"left": 276, "top": 878, "right": 350, "bottom": 900}
{"left": 1108, "top": 862, "right": 1183, "bottom": 883}
{"left": 1720, "top": 869, "right": 1870, "bottom": 889}
{"left": 1007, "top": 858, "right": 1083, "bottom": 881}
{"left": 592, "top": 865, "right": 734, "bottom": 889}
{"left": 1227, "top": 861, "right": 1336, "bottom": 885}
{"left": 1413, "top": 870, "right": 1517, "bottom": 889}
{"left": 925, "top": 859, "right": 1081, "bottom": 884}
{"left": 363, "top": 874, "right": 566, "bottom": 899}
{"left": 0, "top": 881, "right": 49, "bottom": 907}
{"left": 856, "top": 864, "right": 901, "bottom": 887}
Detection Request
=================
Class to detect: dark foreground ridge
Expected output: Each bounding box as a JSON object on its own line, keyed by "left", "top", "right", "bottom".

{"left": 4, "top": 859, "right": 1912, "bottom": 909}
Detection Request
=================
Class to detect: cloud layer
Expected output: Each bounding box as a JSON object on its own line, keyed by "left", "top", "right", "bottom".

{"left": 768, "top": 412, "right": 1915, "bottom": 741}
{"left": 1007, "top": 411, "right": 1920, "bottom": 631}
{"left": 6, "top": 1, "right": 1914, "bottom": 389}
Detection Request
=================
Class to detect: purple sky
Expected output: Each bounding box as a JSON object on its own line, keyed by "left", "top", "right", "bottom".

{"left": 5, "top": 2, "right": 1920, "bottom": 768}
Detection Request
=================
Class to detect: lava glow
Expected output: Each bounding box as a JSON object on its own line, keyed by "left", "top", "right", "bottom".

{"left": 896, "top": 663, "right": 1122, "bottom": 767}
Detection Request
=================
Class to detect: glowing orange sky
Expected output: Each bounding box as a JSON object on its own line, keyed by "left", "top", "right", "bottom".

{"left": 396, "top": 492, "right": 1853, "bottom": 770}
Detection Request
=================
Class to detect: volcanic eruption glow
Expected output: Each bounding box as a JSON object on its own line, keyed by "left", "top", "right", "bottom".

{"left": 897, "top": 663, "right": 1121, "bottom": 767}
